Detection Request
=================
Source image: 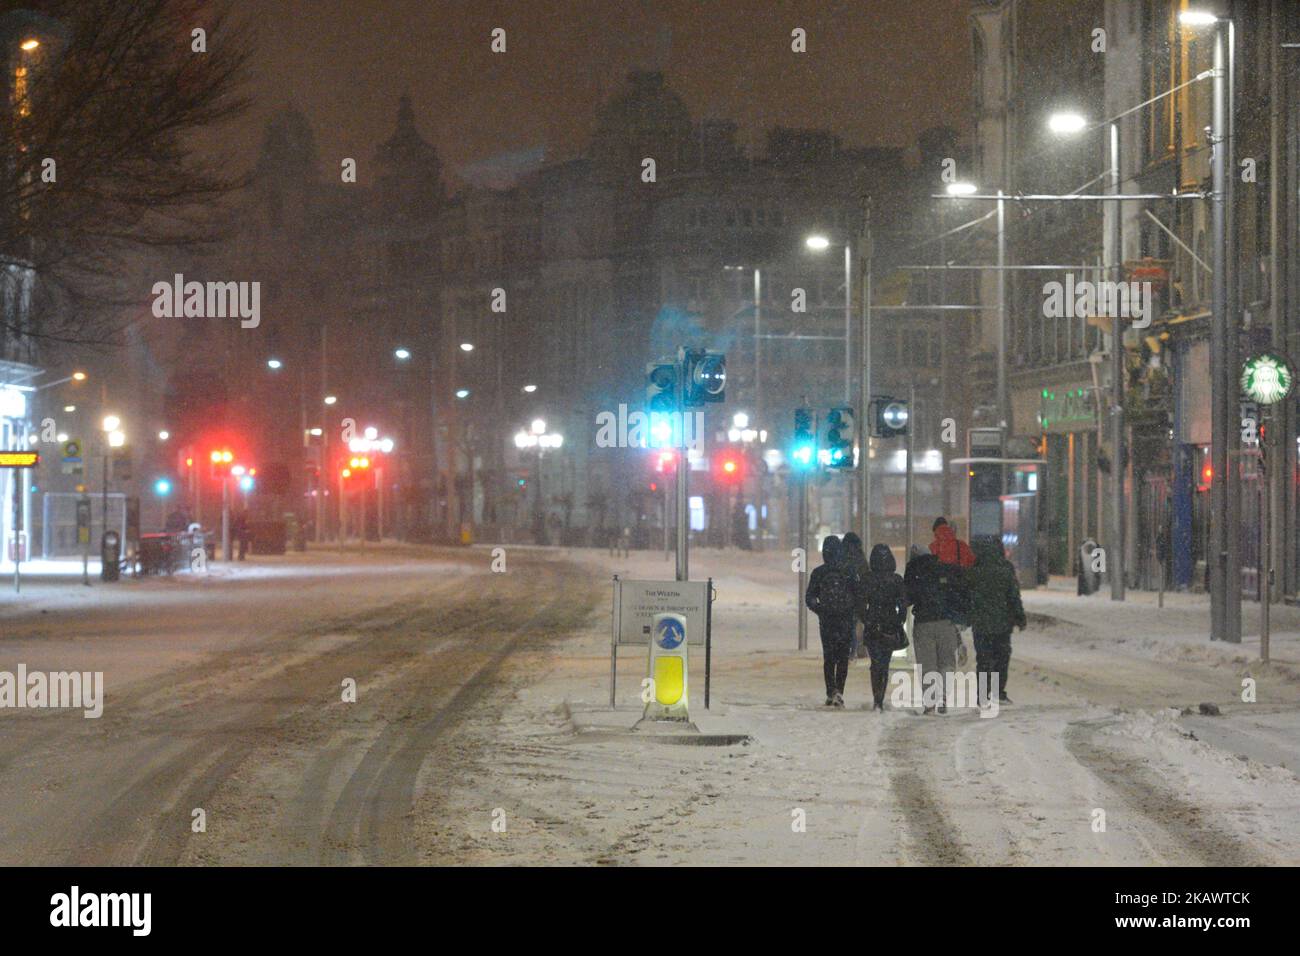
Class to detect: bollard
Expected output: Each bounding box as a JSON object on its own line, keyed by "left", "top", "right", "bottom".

{"left": 645, "top": 612, "right": 689, "bottom": 721}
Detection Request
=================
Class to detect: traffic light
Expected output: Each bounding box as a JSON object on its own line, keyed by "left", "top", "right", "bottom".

{"left": 714, "top": 450, "right": 744, "bottom": 484}
{"left": 791, "top": 408, "right": 817, "bottom": 471}
{"left": 823, "top": 406, "right": 855, "bottom": 469}
{"left": 209, "top": 448, "right": 233, "bottom": 479}
{"left": 872, "top": 397, "right": 909, "bottom": 438}
{"left": 653, "top": 449, "right": 677, "bottom": 472}
{"left": 681, "top": 348, "right": 726, "bottom": 406}
{"left": 646, "top": 360, "right": 677, "bottom": 415}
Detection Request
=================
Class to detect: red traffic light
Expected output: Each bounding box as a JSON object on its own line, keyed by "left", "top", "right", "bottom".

{"left": 714, "top": 453, "right": 744, "bottom": 484}
{"left": 209, "top": 448, "right": 234, "bottom": 476}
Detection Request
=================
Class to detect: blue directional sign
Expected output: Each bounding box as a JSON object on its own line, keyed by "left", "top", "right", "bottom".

{"left": 655, "top": 616, "right": 685, "bottom": 650}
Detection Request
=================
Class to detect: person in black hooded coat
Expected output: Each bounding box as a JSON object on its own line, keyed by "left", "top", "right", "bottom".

{"left": 858, "top": 544, "right": 908, "bottom": 710}
{"left": 840, "top": 532, "right": 869, "bottom": 658}
{"left": 805, "top": 535, "right": 855, "bottom": 706}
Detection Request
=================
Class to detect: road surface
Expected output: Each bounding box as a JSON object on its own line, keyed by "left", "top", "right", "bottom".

{"left": 0, "top": 546, "right": 597, "bottom": 865}
{"left": 0, "top": 544, "right": 1296, "bottom": 866}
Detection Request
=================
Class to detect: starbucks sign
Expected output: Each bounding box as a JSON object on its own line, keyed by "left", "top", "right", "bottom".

{"left": 1240, "top": 352, "right": 1295, "bottom": 405}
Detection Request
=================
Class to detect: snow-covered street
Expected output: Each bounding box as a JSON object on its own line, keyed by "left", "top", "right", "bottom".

{"left": 3, "top": 545, "right": 1292, "bottom": 866}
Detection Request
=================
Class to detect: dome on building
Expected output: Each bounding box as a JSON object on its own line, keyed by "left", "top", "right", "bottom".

{"left": 589, "top": 71, "right": 693, "bottom": 182}
{"left": 375, "top": 93, "right": 444, "bottom": 217}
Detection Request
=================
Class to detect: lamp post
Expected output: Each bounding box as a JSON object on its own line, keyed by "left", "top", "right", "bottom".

{"left": 1183, "top": 8, "right": 1240, "bottom": 642}
{"left": 807, "top": 234, "right": 855, "bottom": 530}
{"left": 804, "top": 234, "right": 853, "bottom": 404}
{"left": 1049, "top": 109, "right": 1126, "bottom": 601}
{"left": 100, "top": 415, "right": 122, "bottom": 549}
{"left": 514, "top": 419, "right": 562, "bottom": 546}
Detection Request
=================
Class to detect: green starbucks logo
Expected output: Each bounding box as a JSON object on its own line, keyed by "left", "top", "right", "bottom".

{"left": 1240, "top": 352, "right": 1294, "bottom": 405}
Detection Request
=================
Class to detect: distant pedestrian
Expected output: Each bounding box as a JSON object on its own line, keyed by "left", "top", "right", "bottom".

{"left": 805, "top": 535, "right": 856, "bottom": 708}
{"left": 904, "top": 550, "right": 969, "bottom": 714}
{"left": 858, "top": 544, "right": 908, "bottom": 711}
{"left": 929, "top": 516, "right": 975, "bottom": 569}
{"left": 232, "top": 510, "right": 251, "bottom": 561}
{"left": 967, "top": 536, "right": 1026, "bottom": 705}
{"left": 1077, "top": 538, "right": 1100, "bottom": 595}
{"left": 840, "top": 532, "right": 868, "bottom": 657}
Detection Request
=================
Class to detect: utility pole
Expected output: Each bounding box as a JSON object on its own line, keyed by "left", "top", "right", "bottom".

{"left": 1210, "top": 18, "right": 1241, "bottom": 642}
{"left": 996, "top": 190, "right": 1008, "bottom": 436}
{"left": 675, "top": 351, "right": 689, "bottom": 582}
{"left": 754, "top": 266, "right": 765, "bottom": 551}
{"left": 317, "top": 323, "right": 327, "bottom": 544}
{"left": 1260, "top": 403, "right": 1271, "bottom": 662}
{"left": 1224, "top": 17, "right": 1242, "bottom": 642}
{"left": 858, "top": 210, "right": 872, "bottom": 545}
{"left": 797, "top": 399, "right": 810, "bottom": 652}
{"left": 1109, "top": 122, "right": 1126, "bottom": 601}
{"left": 905, "top": 383, "right": 916, "bottom": 553}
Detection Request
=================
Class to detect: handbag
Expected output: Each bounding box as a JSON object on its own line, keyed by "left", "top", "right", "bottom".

{"left": 874, "top": 622, "right": 907, "bottom": 652}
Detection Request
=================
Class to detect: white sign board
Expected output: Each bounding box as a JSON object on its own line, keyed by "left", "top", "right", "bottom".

{"left": 615, "top": 579, "right": 708, "bottom": 646}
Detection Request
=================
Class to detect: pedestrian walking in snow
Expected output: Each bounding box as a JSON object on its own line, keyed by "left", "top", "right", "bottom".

{"left": 929, "top": 516, "right": 975, "bottom": 569}
{"left": 805, "top": 535, "right": 856, "bottom": 708}
{"left": 858, "top": 544, "right": 908, "bottom": 711}
{"left": 840, "top": 532, "right": 869, "bottom": 658}
{"left": 967, "top": 536, "right": 1026, "bottom": 705}
{"left": 904, "top": 550, "right": 969, "bottom": 713}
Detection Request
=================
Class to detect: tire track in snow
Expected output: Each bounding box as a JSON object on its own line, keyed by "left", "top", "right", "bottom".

{"left": 79, "top": 595, "right": 481, "bottom": 865}
{"left": 884, "top": 715, "right": 972, "bottom": 865}
{"left": 319, "top": 564, "right": 596, "bottom": 865}
{"left": 1063, "top": 717, "right": 1267, "bottom": 866}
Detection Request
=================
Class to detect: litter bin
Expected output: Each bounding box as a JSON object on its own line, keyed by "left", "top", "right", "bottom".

{"left": 101, "top": 531, "right": 121, "bottom": 582}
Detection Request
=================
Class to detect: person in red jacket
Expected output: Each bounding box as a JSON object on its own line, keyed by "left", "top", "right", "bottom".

{"left": 929, "top": 517, "right": 975, "bottom": 569}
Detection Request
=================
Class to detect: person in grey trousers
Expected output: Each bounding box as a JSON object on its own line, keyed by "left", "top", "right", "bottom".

{"left": 903, "top": 551, "right": 968, "bottom": 713}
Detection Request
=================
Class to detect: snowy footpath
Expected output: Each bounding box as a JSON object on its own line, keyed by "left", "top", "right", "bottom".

{"left": 442, "top": 545, "right": 1300, "bottom": 866}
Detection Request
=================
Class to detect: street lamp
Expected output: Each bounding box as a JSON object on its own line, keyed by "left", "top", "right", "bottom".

{"left": 394, "top": 347, "right": 411, "bottom": 360}
{"left": 460, "top": 342, "right": 474, "bottom": 352}
{"left": 266, "top": 358, "right": 282, "bottom": 370}
{"left": 455, "top": 388, "right": 470, "bottom": 399}
{"left": 1049, "top": 109, "right": 1126, "bottom": 603}
{"left": 323, "top": 395, "right": 337, "bottom": 406}
{"left": 100, "top": 416, "right": 124, "bottom": 553}
{"left": 522, "top": 384, "right": 537, "bottom": 393}
{"left": 804, "top": 233, "right": 853, "bottom": 403}
{"left": 1047, "top": 111, "right": 1088, "bottom": 134}
{"left": 514, "top": 418, "right": 563, "bottom": 544}
{"left": 158, "top": 430, "right": 170, "bottom": 441}
{"left": 1182, "top": 7, "right": 1240, "bottom": 643}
